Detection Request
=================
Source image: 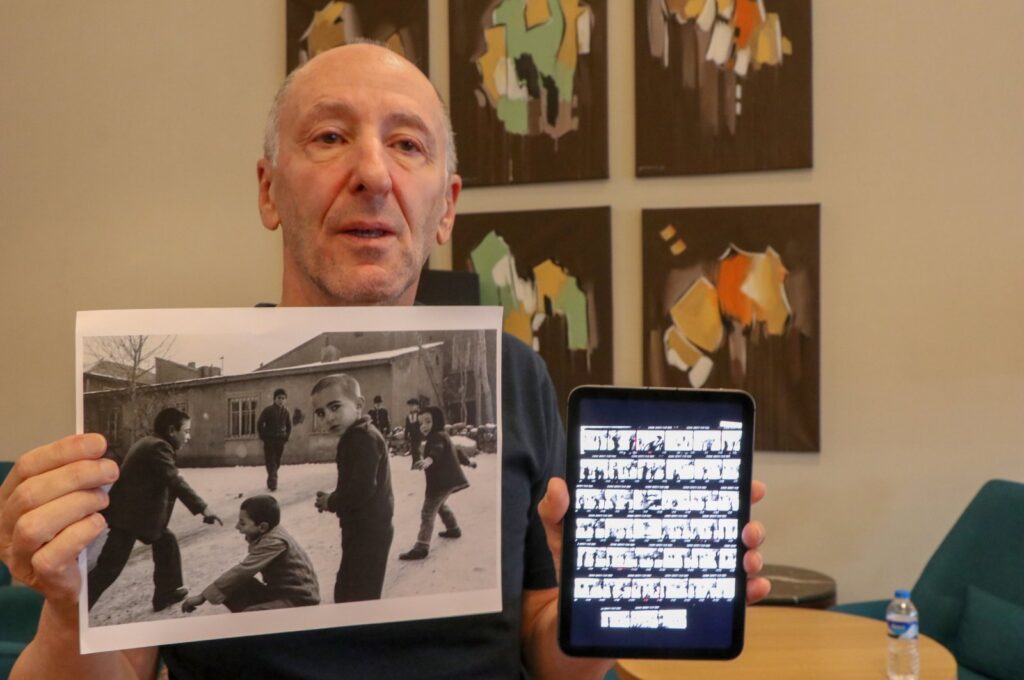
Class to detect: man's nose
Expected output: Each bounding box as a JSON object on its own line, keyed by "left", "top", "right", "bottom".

{"left": 347, "top": 138, "right": 393, "bottom": 196}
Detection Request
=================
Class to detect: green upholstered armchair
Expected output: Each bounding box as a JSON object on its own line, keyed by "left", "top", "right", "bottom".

{"left": 831, "top": 479, "right": 1024, "bottom": 680}
{"left": 0, "top": 461, "right": 45, "bottom": 680}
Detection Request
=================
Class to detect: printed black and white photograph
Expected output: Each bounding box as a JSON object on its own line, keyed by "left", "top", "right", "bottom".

{"left": 76, "top": 307, "right": 502, "bottom": 653}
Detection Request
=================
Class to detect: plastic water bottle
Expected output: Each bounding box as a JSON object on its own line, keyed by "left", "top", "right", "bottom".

{"left": 886, "top": 589, "right": 920, "bottom": 680}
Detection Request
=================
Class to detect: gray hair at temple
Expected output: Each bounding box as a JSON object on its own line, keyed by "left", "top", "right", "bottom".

{"left": 262, "top": 40, "right": 458, "bottom": 178}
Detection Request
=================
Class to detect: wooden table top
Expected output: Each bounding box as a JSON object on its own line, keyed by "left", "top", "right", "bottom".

{"left": 616, "top": 606, "right": 957, "bottom": 679}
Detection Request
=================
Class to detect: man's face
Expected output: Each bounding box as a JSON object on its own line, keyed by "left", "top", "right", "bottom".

{"left": 408, "top": 403, "right": 419, "bottom": 416}
{"left": 258, "top": 44, "right": 462, "bottom": 306}
{"left": 312, "top": 385, "right": 363, "bottom": 435}
{"left": 274, "top": 394, "right": 287, "bottom": 407}
{"left": 167, "top": 419, "right": 191, "bottom": 451}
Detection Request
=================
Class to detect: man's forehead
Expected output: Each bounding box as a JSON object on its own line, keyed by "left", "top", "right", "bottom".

{"left": 285, "top": 47, "right": 444, "bottom": 127}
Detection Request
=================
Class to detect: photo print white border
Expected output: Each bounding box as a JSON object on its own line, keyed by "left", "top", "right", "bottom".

{"left": 77, "top": 306, "right": 504, "bottom": 653}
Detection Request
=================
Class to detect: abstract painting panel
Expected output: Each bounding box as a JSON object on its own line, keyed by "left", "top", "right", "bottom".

{"left": 452, "top": 207, "right": 613, "bottom": 419}
{"left": 642, "top": 205, "right": 819, "bottom": 451}
{"left": 449, "top": 0, "right": 608, "bottom": 186}
{"left": 286, "top": 0, "right": 429, "bottom": 74}
{"left": 635, "top": 0, "right": 813, "bottom": 176}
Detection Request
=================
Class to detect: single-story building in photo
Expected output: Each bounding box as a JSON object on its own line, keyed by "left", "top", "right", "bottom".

{"left": 84, "top": 330, "right": 497, "bottom": 468}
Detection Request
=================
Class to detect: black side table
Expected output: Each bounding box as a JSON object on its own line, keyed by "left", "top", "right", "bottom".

{"left": 756, "top": 564, "right": 837, "bottom": 609}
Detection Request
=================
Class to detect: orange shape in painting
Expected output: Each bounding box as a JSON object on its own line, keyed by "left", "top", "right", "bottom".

{"left": 660, "top": 224, "right": 677, "bottom": 241}
{"left": 665, "top": 325, "right": 703, "bottom": 368}
{"left": 670, "top": 239, "right": 687, "bottom": 256}
{"left": 478, "top": 25, "right": 507, "bottom": 105}
{"left": 670, "top": 277, "right": 723, "bottom": 353}
{"left": 741, "top": 247, "right": 791, "bottom": 334}
{"left": 525, "top": 0, "right": 552, "bottom": 28}
{"left": 718, "top": 247, "right": 754, "bottom": 326}
{"left": 732, "top": 0, "right": 762, "bottom": 49}
{"left": 534, "top": 259, "right": 569, "bottom": 311}
{"left": 504, "top": 306, "right": 534, "bottom": 346}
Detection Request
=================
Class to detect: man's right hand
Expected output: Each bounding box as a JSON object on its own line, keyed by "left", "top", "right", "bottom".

{"left": 0, "top": 433, "right": 116, "bottom": 607}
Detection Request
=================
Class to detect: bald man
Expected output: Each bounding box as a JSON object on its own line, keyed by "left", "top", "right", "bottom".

{"left": 0, "top": 44, "right": 769, "bottom": 679}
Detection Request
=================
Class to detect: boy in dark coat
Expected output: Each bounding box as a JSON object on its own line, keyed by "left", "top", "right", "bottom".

{"left": 399, "top": 406, "right": 472, "bottom": 561}
{"left": 257, "top": 388, "right": 292, "bottom": 491}
{"left": 367, "top": 395, "right": 390, "bottom": 436}
{"left": 88, "top": 408, "right": 222, "bottom": 612}
{"left": 312, "top": 374, "right": 394, "bottom": 603}
{"left": 403, "top": 398, "right": 423, "bottom": 462}
{"left": 182, "top": 495, "right": 320, "bottom": 613}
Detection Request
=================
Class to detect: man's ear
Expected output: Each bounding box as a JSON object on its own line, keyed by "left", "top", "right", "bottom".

{"left": 258, "top": 522, "right": 271, "bottom": 534}
{"left": 356, "top": 395, "right": 366, "bottom": 412}
{"left": 257, "top": 158, "right": 281, "bottom": 231}
{"left": 435, "top": 173, "right": 462, "bottom": 246}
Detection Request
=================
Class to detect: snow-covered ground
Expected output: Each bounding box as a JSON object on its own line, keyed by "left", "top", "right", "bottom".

{"left": 88, "top": 452, "right": 499, "bottom": 627}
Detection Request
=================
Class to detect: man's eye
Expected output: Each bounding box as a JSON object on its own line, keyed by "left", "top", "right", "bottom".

{"left": 395, "top": 139, "right": 422, "bottom": 153}
{"left": 316, "top": 132, "right": 343, "bottom": 144}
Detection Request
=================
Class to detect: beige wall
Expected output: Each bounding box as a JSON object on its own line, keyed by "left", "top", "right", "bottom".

{"left": 1, "top": 2, "right": 1021, "bottom": 603}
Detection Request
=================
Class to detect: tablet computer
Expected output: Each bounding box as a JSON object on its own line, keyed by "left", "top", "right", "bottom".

{"left": 558, "top": 386, "right": 755, "bottom": 659}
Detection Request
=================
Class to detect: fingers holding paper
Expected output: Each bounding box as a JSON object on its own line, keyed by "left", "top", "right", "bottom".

{"left": 0, "top": 433, "right": 115, "bottom": 605}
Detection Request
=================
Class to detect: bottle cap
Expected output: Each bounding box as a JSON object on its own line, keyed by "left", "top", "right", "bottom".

{"left": 894, "top": 589, "right": 911, "bottom": 599}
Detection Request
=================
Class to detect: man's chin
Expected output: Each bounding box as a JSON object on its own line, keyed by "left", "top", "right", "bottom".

{"left": 320, "top": 271, "right": 416, "bottom": 306}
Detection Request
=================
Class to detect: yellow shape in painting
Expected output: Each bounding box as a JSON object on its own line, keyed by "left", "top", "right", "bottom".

{"left": 782, "top": 37, "right": 793, "bottom": 56}
{"left": 504, "top": 306, "right": 534, "bottom": 346}
{"left": 683, "top": 0, "right": 708, "bottom": 19}
{"left": 664, "top": 326, "right": 702, "bottom": 368}
{"left": 670, "top": 240, "right": 687, "bottom": 256}
{"left": 754, "top": 13, "right": 783, "bottom": 66}
{"left": 557, "top": 0, "right": 587, "bottom": 72}
{"left": 659, "top": 225, "right": 677, "bottom": 241}
{"left": 665, "top": 0, "right": 704, "bottom": 20}
{"left": 478, "top": 25, "right": 507, "bottom": 104}
{"left": 306, "top": 1, "right": 348, "bottom": 57}
{"left": 670, "top": 277, "right": 723, "bottom": 353}
{"left": 534, "top": 259, "right": 569, "bottom": 310}
{"left": 741, "top": 248, "right": 791, "bottom": 335}
{"left": 525, "top": 0, "right": 552, "bottom": 28}
{"left": 384, "top": 31, "right": 406, "bottom": 57}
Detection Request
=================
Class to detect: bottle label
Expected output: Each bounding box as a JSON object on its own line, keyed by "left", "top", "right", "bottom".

{"left": 887, "top": 620, "right": 919, "bottom": 639}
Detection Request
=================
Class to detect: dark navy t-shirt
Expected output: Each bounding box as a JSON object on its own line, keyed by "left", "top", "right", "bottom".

{"left": 160, "top": 335, "right": 566, "bottom": 679}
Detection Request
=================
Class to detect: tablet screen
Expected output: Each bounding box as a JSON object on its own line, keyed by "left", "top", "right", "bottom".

{"left": 559, "top": 387, "right": 754, "bottom": 659}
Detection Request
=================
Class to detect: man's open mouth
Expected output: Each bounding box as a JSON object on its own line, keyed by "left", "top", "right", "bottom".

{"left": 345, "top": 228, "right": 389, "bottom": 238}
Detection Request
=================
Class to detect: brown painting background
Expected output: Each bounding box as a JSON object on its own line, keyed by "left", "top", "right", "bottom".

{"left": 634, "top": 0, "right": 813, "bottom": 177}
{"left": 448, "top": 0, "right": 608, "bottom": 186}
{"left": 286, "top": 0, "right": 429, "bottom": 74}
{"left": 452, "top": 207, "right": 613, "bottom": 420}
{"left": 642, "top": 205, "right": 820, "bottom": 451}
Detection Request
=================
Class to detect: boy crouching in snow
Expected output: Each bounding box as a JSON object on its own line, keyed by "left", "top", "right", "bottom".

{"left": 182, "top": 495, "right": 320, "bottom": 613}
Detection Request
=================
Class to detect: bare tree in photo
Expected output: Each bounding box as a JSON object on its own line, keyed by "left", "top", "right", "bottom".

{"left": 84, "top": 335, "right": 177, "bottom": 446}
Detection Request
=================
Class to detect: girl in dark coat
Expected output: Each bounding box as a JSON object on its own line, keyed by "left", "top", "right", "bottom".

{"left": 399, "top": 406, "right": 471, "bottom": 560}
